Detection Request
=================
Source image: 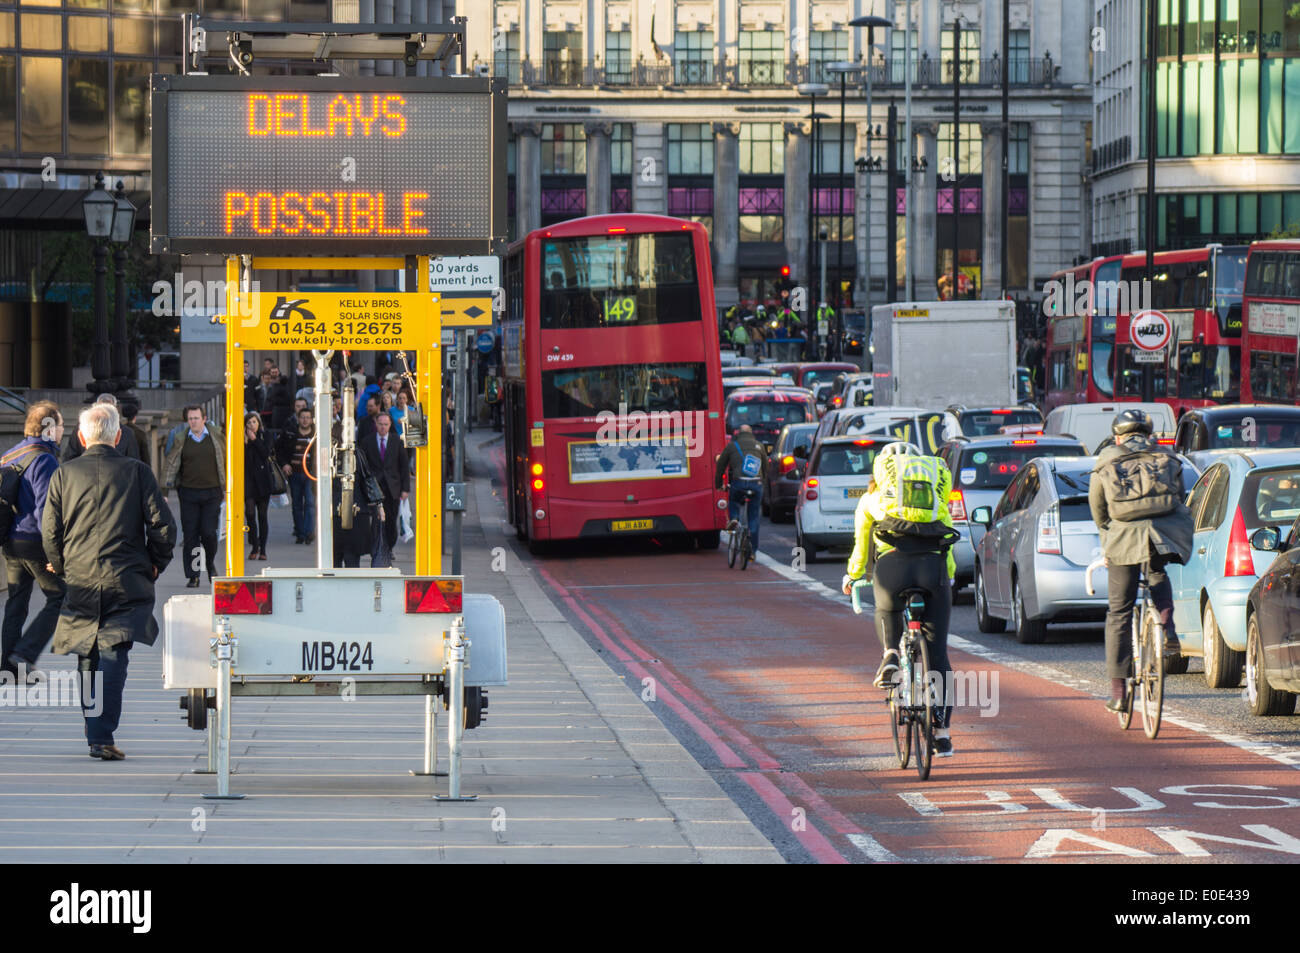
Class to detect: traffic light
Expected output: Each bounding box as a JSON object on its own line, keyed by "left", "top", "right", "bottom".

{"left": 777, "top": 265, "right": 793, "bottom": 298}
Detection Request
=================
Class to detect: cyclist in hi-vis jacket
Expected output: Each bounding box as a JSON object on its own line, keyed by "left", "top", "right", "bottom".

{"left": 842, "top": 442, "right": 960, "bottom": 756}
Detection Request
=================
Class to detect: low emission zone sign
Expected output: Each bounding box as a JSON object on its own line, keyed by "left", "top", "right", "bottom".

{"left": 150, "top": 74, "right": 507, "bottom": 255}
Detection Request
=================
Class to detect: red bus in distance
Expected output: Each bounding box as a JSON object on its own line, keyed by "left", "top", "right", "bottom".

{"left": 501, "top": 214, "right": 728, "bottom": 551}
{"left": 1241, "top": 239, "right": 1300, "bottom": 403}
{"left": 1042, "top": 254, "right": 1125, "bottom": 412}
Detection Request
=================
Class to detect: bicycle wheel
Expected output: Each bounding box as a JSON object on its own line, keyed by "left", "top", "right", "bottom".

{"left": 740, "top": 532, "right": 752, "bottom": 570}
{"left": 912, "top": 636, "right": 934, "bottom": 780}
{"left": 727, "top": 525, "right": 739, "bottom": 568}
{"left": 1118, "top": 619, "right": 1136, "bottom": 730}
{"left": 889, "top": 689, "right": 912, "bottom": 769}
{"left": 1139, "top": 609, "right": 1164, "bottom": 739}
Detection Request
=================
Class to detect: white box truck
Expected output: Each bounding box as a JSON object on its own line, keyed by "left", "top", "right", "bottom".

{"left": 870, "top": 300, "right": 1017, "bottom": 408}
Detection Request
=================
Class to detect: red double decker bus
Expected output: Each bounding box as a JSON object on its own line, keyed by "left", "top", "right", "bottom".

{"left": 501, "top": 214, "right": 728, "bottom": 551}
{"left": 1043, "top": 245, "right": 1246, "bottom": 416}
{"left": 1241, "top": 240, "right": 1300, "bottom": 404}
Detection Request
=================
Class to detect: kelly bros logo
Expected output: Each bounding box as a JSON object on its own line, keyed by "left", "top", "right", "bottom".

{"left": 269, "top": 297, "right": 316, "bottom": 322}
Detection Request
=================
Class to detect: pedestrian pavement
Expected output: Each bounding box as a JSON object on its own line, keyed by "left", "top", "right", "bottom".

{"left": 0, "top": 436, "right": 781, "bottom": 863}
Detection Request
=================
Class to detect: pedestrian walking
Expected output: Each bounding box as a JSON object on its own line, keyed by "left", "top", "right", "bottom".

{"left": 42, "top": 403, "right": 176, "bottom": 761}
{"left": 1, "top": 401, "right": 65, "bottom": 679}
{"left": 243, "top": 412, "right": 275, "bottom": 561}
{"left": 61, "top": 394, "right": 140, "bottom": 463}
{"left": 162, "top": 405, "right": 226, "bottom": 589}
{"left": 358, "top": 412, "right": 409, "bottom": 567}
{"left": 119, "top": 402, "right": 150, "bottom": 466}
{"left": 276, "top": 406, "right": 317, "bottom": 545}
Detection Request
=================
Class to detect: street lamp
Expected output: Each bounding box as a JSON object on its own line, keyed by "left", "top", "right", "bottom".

{"left": 82, "top": 171, "right": 118, "bottom": 396}
{"left": 111, "top": 181, "right": 138, "bottom": 397}
{"left": 849, "top": 15, "right": 891, "bottom": 314}
{"left": 797, "top": 82, "right": 829, "bottom": 360}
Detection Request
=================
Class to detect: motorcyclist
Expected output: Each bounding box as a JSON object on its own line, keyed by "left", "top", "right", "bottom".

{"left": 842, "top": 442, "right": 960, "bottom": 756}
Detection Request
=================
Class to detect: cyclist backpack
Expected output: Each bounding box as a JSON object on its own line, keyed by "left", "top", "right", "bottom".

{"left": 1095, "top": 448, "right": 1182, "bottom": 521}
{"left": 0, "top": 444, "right": 53, "bottom": 546}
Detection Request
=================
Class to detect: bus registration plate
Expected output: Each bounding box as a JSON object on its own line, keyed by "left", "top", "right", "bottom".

{"left": 612, "top": 519, "right": 653, "bottom": 532}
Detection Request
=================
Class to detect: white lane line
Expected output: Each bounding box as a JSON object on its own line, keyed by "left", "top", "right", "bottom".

{"left": 846, "top": 832, "right": 902, "bottom": 863}
{"left": 751, "top": 542, "right": 1300, "bottom": 771}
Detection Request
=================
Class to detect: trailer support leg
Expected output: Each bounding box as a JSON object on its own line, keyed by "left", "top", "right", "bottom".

{"left": 410, "top": 690, "right": 446, "bottom": 776}
{"left": 435, "top": 617, "right": 476, "bottom": 801}
{"left": 203, "top": 618, "right": 245, "bottom": 800}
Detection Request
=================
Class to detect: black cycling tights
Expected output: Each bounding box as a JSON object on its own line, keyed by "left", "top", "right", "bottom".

{"left": 872, "top": 550, "right": 954, "bottom": 728}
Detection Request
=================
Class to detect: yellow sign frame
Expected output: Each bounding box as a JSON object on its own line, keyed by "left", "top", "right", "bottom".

{"left": 223, "top": 255, "right": 444, "bottom": 578}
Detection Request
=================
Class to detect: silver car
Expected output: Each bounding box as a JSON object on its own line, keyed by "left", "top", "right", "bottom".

{"left": 970, "top": 456, "right": 1108, "bottom": 644}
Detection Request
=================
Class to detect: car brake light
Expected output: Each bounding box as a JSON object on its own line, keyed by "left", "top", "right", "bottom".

{"left": 993, "top": 409, "right": 1018, "bottom": 414}
{"left": 948, "top": 489, "right": 967, "bottom": 522}
{"left": 1157, "top": 438, "right": 1175, "bottom": 445}
{"left": 607, "top": 226, "right": 627, "bottom": 233}
{"left": 853, "top": 439, "right": 876, "bottom": 446}
{"left": 1037, "top": 503, "right": 1061, "bottom": 554}
{"left": 804, "top": 477, "right": 819, "bottom": 501}
{"left": 1012, "top": 439, "right": 1038, "bottom": 445}
{"left": 833, "top": 396, "right": 843, "bottom": 407}
{"left": 1225, "top": 507, "right": 1254, "bottom": 577}
{"left": 781, "top": 454, "right": 796, "bottom": 473}
{"left": 214, "top": 580, "right": 272, "bottom": 615}
{"left": 404, "top": 578, "right": 464, "bottom": 614}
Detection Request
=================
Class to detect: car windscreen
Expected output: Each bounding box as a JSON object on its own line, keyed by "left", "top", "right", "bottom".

{"left": 1207, "top": 416, "right": 1300, "bottom": 450}
{"left": 953, "top": 446, "right": 1047, "bottom": 490}
{"left": 959, "top": 409, "right": 1043, "bottom": 436}
{"left": 813, "top": 443, "right": 885, "bottom": 477}
{"left": 1243, "top": 468, "right": 1300, "bottom": 529}
{"left": 726, "top": 400, "right": 811, "bottom": 432}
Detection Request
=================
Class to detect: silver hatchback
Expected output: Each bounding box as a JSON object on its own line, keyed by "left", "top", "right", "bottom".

{"left": 970, "top": 456, "right": 1107, "bottom": 644}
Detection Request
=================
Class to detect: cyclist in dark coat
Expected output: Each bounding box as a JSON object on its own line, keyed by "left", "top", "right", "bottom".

{"left": 714, "top": 424, "right": 768, "bottom": 552}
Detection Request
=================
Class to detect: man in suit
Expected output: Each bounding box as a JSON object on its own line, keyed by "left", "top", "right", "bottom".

{"left": 358, "top": 412, "right": 409, "bottom": 568}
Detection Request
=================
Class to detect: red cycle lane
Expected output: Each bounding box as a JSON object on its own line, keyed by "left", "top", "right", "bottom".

{"left": 530, "top": 545, "right": 1300, "bottom": 864}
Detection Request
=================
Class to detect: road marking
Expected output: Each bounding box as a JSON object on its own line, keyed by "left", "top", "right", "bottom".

{"left": 846, "top": 832, "right": 902, "bottom": 863}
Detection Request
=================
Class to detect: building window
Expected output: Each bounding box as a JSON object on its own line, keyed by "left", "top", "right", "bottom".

{"left": 938, "top": 122, "right": 983, "bottom": 175}
{"left": 739, "top": 122, "right": 783, "bottom": 175}
{"left": 541, "top": 123, "right": 586, "bottom": 174}
{"left": 814, "top": 188, "right": 853, "bottom": 241}
{"left": 1009, "top": 29, "right": 1029, "bottom": 83}
{"left": 740, "top": 187, "right": 783, "bottom": 242}
{"left": 890, "top": 29, "right": 918, "bottom": 84}
{"left": 674, "top": 31, "right": 714, "bottom": 85}
{"left": 605, "top": 29, "right": 631, "bottom": 84}
{"left": 68, "top": 57, "right": 108, "bottom": 154}
{"left": 940, "top": 27, "right": 980, "bottom": 83}
{"left": 611, "top": 123, "right": 632, "bottom": 175}
{"left": 493, "top": 27, "right": 519, "bottom": 81}
{"left": 668, "top": 187, "right": 712, "bottom": 237}
{"left": 815, "top": 124, "right": 854, "bottom": 177}
{"left": 540, "top": 188, "right": 586, "bottom": 220}
{"left": 543, "top": 30, "right": 581, "bottom": 86}
{"left": 739, "top": 29, "right": 785, "bottom": 86}
{"left": 1009, "top": 122, "right": 1029, "bottom": 173}
{"left": 20, "top": 55, "right": 61, "bottom": 154}
{"left": 667, "top": 123, "right": 712, "bottom": 175}
{"left": 809, "top": 30, "right": 847, "bottom": 84}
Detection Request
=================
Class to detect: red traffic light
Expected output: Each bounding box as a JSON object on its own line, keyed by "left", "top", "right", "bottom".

{"left": 780, "top": 265, "right": 791, "bottom": 277}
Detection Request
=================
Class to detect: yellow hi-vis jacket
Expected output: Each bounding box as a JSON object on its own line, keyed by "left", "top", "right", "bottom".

{"left": 846, "top": 452, "right": 956, "bottom": 581}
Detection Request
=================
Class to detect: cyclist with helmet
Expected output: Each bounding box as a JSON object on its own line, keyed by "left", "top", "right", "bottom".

{"left": 715, "top": 424, "right": 768, "bottom": 553}
{"left": 1089, "top": 408, "right": 1194, "bottom": 712}
{"left": 841, "top": 441, "right": 960, "bottom": 756}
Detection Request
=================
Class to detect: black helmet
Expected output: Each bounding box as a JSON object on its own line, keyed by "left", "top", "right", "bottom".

{"left": 1112, "top": 408, "right": 1153, "bottom": 437}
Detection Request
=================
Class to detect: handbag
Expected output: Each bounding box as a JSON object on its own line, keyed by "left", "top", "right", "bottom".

{"left": 269, "top": 458, "right": 288, "bottom": 496}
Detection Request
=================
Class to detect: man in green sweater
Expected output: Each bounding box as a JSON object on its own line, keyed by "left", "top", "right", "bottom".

{"left": 163, "top": 405, "right": 226, "bottom": 589}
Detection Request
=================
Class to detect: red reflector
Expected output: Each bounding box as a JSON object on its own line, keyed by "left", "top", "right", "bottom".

{"left": 214, "top": 580, "right": 272, "bottom": 615}
{"left": 404, "top": 578, "right": 464, "bottom": 614}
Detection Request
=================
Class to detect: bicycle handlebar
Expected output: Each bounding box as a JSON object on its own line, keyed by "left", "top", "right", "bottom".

{"left": 1085, "top": 558, "right": 1105, "bottom": 597}
{"left": 851, "top": 578, "right": 870, "bottom": 615}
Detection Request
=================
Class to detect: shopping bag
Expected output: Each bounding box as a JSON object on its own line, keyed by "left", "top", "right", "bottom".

{"left": 398, "top": 497, "right": 415, "bottom": 542}
{"left": 218, "top": 501, "right": 227, "bottom": 541}
{"left": 270, "top": 492, "right": 290, "bottom": 508}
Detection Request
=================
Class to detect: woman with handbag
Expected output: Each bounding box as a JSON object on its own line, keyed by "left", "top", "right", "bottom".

{"left": 244, "top": 411, "right": 277, "bottom": 560}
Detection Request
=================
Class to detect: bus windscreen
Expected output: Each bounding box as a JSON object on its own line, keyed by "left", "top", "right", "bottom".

{"left": 540, "top": 233, "right": 702, "bottom": 329}
{"left": 542, "top": 362, "right": 709, "bottom": 418}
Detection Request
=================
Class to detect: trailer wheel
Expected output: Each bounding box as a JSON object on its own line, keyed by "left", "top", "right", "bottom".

{"left": 464, "top": 687, "right": 487, "bottom": 730}
{"left": 179, "top": 689, "right": 208, "bottom": 731}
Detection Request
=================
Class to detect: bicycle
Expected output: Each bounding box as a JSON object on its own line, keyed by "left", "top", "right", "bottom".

{"left": 1086, "top": 559, "right": 1164, "bottom": 739}
{"left": 853, "top": 579, "right": 936, "bottom": 779}
{"left": 726, "top": 486, "right": 758, "bottom": 571}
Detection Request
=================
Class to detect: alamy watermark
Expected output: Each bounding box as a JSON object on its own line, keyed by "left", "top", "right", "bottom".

{"left": 902, "top": 668, "right": 1001, "bottom": 718}
{"left": 0, "top": 664, "right": 103, "bottom": 716}
{"left": 151, "top": 273, "right": 262, "bottom": 325}
{"left": 594, "top": 402, "right": 708, "bottom": 459}
{"left": 1041, "top": 274, "right": 1152, "bottom": 319}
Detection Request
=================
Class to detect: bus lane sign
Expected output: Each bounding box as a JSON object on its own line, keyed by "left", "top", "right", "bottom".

{"left": 237, "top": 292, "right": 440, "bottom": 349}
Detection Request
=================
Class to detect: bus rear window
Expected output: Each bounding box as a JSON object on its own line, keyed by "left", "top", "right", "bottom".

{"left": 540, "top": 233, "right": 702, "bottom": 329}
{"left": 542, "top": 362, "right": 709, "bottom": 418}
{"left": 1249, "top": 352, "right": 1298, "bottom": 402}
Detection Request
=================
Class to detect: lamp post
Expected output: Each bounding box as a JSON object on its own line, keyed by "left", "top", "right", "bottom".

{"left": 82, "top": 171, "right": 118, "bottom": 398}
{"left": 796, "top": 82, "right": 829, "bottom": 360}
{"left": 848, "top": 16, "right": 891, "bottom": 314}
{"left": 110, "top": 180, "right": 138, "bottom": 397}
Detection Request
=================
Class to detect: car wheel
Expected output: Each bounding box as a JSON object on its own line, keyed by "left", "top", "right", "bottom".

{"left": 975, "top": 564, "right": 1005, "bottom": 633}
{"left": 1246, "top": 613, "right": 1297, "bottom": 716}
{"left": 1201, "top": 601, "right": 1242, "bottom": 688}
{"left": 1011, "top": 575, "right": 1047, "bottom": 644}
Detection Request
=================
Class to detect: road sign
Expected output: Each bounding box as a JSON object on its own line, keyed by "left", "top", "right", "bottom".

{"left": 151, "top": 74, "right": 506, "bottom": 255}
{"left": 439, "top": 293, "right": 493, "bottom": 328}
{"left": 1130, "top": 309, "right": 1172, "bottom": 351}
{"left": 1132, "top": 347, "right": 1165, "bottom": 363}
{"left": 476, "top": 331, "right": 495, "bottom": 354}
{"left": 232, "top": 291, "right": 439, "bottom": 349}
{"left": 429, "top": 256, "right": 500, "bottom": 293}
